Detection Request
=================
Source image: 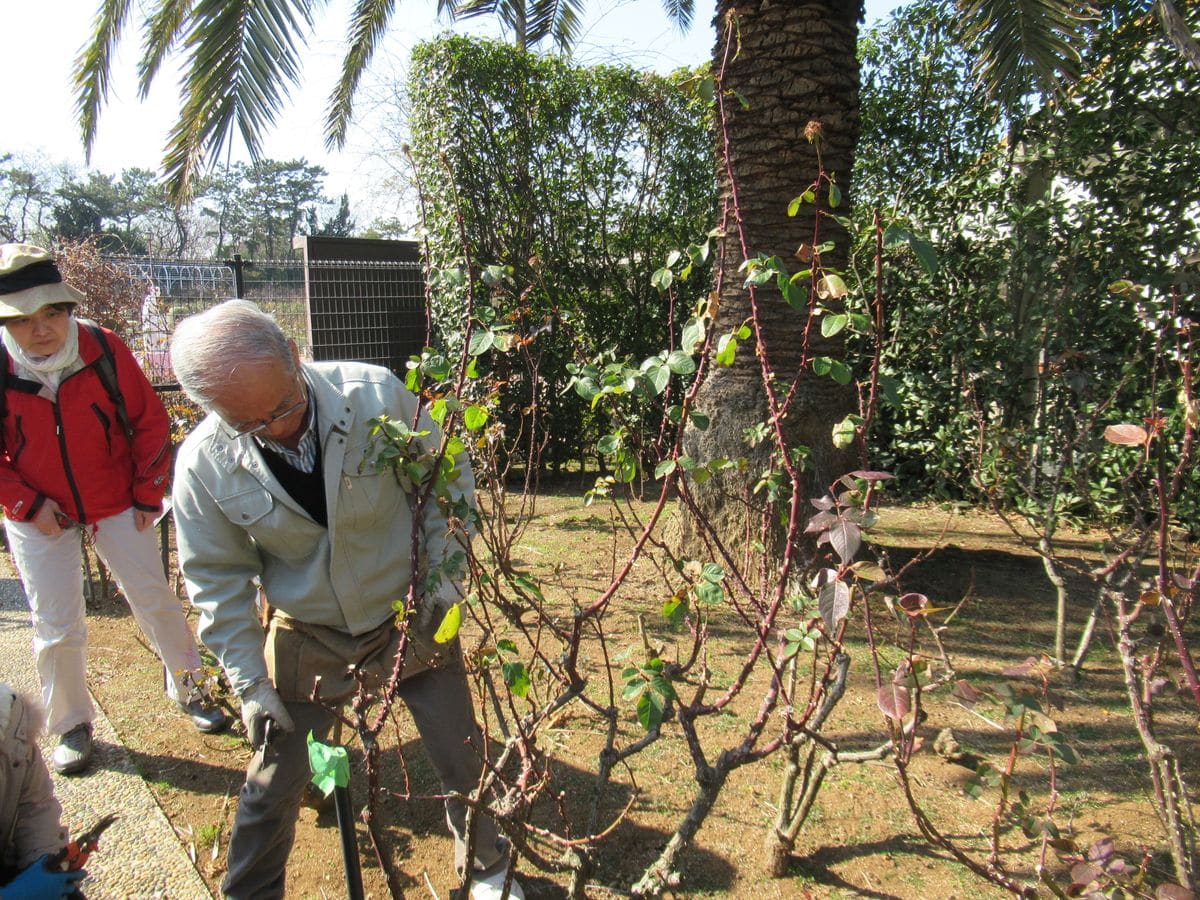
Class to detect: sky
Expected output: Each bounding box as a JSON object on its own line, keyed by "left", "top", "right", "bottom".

{"left": 3, "top": 0, "right": 906, "bottom": 223}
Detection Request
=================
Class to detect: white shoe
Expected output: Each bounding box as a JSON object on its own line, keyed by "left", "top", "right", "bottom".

{"left": 470, "top": 867, "right": 526, "bottom": 900}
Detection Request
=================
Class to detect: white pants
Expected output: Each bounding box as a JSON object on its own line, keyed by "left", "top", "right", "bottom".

{"left": 5, "top": 508, "right": 205, "bottom": 736}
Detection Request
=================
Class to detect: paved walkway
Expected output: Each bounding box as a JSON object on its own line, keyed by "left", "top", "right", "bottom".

{"left": 1, "top": 576, "right": 214, "bottom": 899}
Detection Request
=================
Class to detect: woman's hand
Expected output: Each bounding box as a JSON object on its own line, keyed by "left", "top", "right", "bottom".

{"left": 134, "top": 508, "right": 160, "bottom": 532}
{"left": 31, "top": 500, "right": 65, "bottom": 536}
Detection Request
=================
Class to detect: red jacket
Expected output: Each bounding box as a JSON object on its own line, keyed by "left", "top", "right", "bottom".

{"left": 0, "top": 324, "right": 171, "bottom": 525}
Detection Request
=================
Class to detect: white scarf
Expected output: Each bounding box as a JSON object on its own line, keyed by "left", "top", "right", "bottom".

{"left": 2, "top": 317, "right": 82, "bottom": 395}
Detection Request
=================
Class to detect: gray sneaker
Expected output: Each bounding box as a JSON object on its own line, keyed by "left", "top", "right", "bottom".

{"left": 179, "top": 698, "right": 230, "bottom": 734}
{"left": 53, "top": 723, "right": 93, "bottom": 775}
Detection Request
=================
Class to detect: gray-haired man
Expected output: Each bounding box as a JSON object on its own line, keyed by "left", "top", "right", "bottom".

{"left": 169, "top": 300, "right": 523, "bottom": 899}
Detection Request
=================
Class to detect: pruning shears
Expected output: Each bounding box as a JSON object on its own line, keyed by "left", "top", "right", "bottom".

{"left": 50, "top": 814, "right": 119, "bottom": 871}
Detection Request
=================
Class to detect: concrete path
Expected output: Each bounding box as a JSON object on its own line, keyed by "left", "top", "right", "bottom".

{"left": 1, "top": 577, "right": 214, "bottom": 899}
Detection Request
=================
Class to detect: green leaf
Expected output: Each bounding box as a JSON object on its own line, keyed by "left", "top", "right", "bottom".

{"left": 651, "top": 267, "right": 674, "bottom": 291}
{"left": 481, "top": 265, "right": 509, "bottom": 286}
{"left": 780, "top": 277, "right": 807, "bottom": 309}
{"left": 468, "top": 329, "right": 495, "bottom": 356}
{"left": 681, "top": 317, "right": 706, "bottom": 352}
{"left": 832, "top": 415, "right": 860, "bottom": 449}
{"left": 615, "top": 451, "right": 637, "bottom": 483}
{"left": 909, "top": 235, "right": 939, "bottom": 276}
{"left": 654, "top": 458, "right": 677, "bottom": 478}
{"left": 695, "top": 580, "right": 724, "bottom": 604}
{"left": 690, "top": 412, "right": 710, "bottom": 431}
{"left": 744, "top": 266, "right": 775, "bottom": 287}
{"left": 663, "top": 594, "right": 686, "bottom": 624}
{"left": 502, "top": 660, "right": 531, "bottom": 698}
{"left": 848, "top": 313, "right": 872, "bottom": 333}
{"left": 433, "top": 602, "right": 462, "bottom": 644}
{"left": 422, "top": 355, "right": 452, "bottom": 382}
{"left": 307, "top": 731, "right": 351, "bottom": 797}
{"left": 715, "top": 334, "right": 737, "bottom": 367}
{"left": 821, "top": 314, "right": 848, "bottom": 338}
{"left": 637, "top": 690, "right": 666, "bottom": 731}
{"left": 463, "top": 405, "right": 489, "bottom": 431}
{"left": 666, "top": 350, "right": 696, "bottom": 375}
{"left": 596, "top": 433, "right": 621, "bottom": 455}
{"left": 429, "top": 398, "right": 448, "bottom": 426}
{"left": 828, "top": 183, "right": 842, "bottom": 208}
{"left": 647, "top": 362, "right": 670, "bottom": 395}
{"left": 883, "top": 224, "right": 910, "bottom": 247}
{"left": 574, "top": 378, "right": 600, "bottom": 402}
{"left": 812, "top": 357, "right": 833, "bottom": 376}
{"left": 649, "top": 674, "right": 677, "bottom": 702}
{"left": 701, "top": 562, "right": 725, "bottom": 583}
{"left": 878, "top": 373, "right": 902, "bottom": 408}
{"left": 828, "top": 360, "right": 852, "bottom": 385}
{"left": 788, "top": 195, "right": 805, "bottom": 216}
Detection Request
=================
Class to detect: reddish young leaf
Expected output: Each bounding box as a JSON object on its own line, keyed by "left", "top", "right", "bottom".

{"left": 877, "top": 682, "right": 911, "bottom": 722}
{"left": 952, "top": 679, "right": 982, "bottom": 707}
{"left": 898, "top": 592, "right": 929, "bottom": 617}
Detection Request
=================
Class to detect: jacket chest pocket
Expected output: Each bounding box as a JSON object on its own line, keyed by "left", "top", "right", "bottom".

{"left": 214, "top": 487, "right": 316, "bottom": 561}
{"left": 339, "top": 441, "right": 406, "bottom": 529}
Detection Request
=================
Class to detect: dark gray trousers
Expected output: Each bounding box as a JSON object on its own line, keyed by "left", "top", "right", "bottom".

{"left": 222, "top": 655, "right": 507, "bottom": 898}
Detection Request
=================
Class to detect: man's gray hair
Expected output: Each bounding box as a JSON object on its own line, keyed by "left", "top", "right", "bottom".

{"left": 171, "top": 299, "right": 297, "bottom": 408}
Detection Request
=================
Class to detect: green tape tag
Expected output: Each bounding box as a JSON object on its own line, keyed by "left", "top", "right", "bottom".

{"left": 307, "top": 730, "right": 351, "bottom": 797}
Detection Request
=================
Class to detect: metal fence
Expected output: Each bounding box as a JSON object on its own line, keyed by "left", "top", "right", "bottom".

{"left": 306, "top": 258, "right": 427, "bottom": 373}
{"left": 106, "top": 254, "right": 427, "bottom": 385}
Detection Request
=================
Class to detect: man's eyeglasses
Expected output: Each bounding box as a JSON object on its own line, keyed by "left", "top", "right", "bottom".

{"left": 230, "top": 386, "right": 308, "bottom": 438}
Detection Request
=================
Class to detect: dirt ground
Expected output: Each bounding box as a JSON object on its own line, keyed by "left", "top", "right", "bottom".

{"left": 15, "top": 496, "right": 1199, "bottom": 899}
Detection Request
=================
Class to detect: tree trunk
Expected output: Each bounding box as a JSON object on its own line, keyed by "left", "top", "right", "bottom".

{"left": 675, "top": 0, "right": 862, "bottom": 561}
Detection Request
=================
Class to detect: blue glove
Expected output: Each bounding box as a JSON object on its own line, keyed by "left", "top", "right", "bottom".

{"left": 2, "top": 855, "right": 87, "bottom": 899}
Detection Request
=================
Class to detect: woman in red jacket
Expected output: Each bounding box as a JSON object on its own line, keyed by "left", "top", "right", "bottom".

{"left": 0, "top": 243, "right": 227, "bottom": 775}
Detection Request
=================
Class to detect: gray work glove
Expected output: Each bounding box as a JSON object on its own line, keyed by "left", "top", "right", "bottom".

{"left": 239, "top": 681, "right": 295, "bottom": 748}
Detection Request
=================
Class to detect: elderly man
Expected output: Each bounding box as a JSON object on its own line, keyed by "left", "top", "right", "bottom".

{"left": 169, "top": 300, "right": 523, "bottom": 899}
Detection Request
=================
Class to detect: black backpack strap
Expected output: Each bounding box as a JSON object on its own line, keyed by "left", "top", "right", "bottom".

{"left": 81, "top": 321, "right": 134, "bottom": 443}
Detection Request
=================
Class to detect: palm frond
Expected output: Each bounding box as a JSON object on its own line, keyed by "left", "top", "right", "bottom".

{"left": 161, "top": 0, "right": 314, "bottom": 203}
{"left": 659, "top": 0, "right": 695, "bottom": 35}
{"left": 437, "top": 0, "right": 474, "bottom": 22}
{"left": 73, "top": 0, "right": 135, "bottom": 159}
{"left": 552, "top": 2, "right": 583, "bottom": 53}
{"left": 137, "top": 0, "right": 194, "bottom": 99}
{"left": 450, "top": 0, "right": 502, "bottom": 22}
{"left": 324, "top": 0, "right": 396, "bottom": 150}
{"left": 957, "top": 0, "right": 1095, "bottom": 108}
{"left": 524, "top": 0, "right": 584, "bottom": 50}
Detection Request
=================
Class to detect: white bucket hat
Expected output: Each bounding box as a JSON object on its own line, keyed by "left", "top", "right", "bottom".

{"left": 0, "top": 243, "right": 85, "bottom": 318}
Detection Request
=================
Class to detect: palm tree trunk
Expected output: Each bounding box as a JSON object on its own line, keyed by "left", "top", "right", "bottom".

{"left": 676, "top": 0, "right": 863, "bottom": 561}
